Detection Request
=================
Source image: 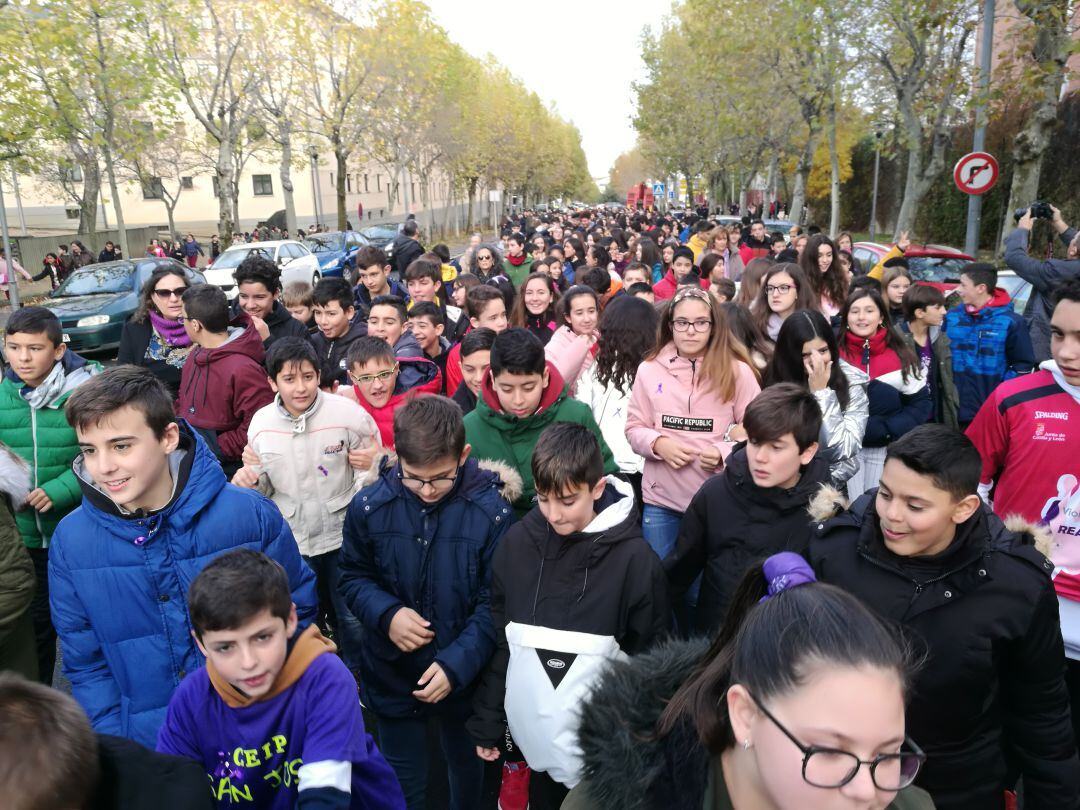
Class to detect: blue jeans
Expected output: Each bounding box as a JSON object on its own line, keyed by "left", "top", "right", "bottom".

{"left": 303, "top": 549, "right": 363, "bottom": 671}
{"left": 642, "top": 504, "right": 699, "bottom": 632}
{"left": 376, "top": 707, "right": 483, "bottom": 810}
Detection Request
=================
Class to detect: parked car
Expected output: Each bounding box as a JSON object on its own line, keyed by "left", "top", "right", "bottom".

{"left": 42, "top": 258, "right": 204, "bottom": 354}
{"left": 303, "top": 230, "right": 369, "bottom": 283}
{"left": 203, "top": 240, "right": 320, "bottom": 299}
{"left": 359, "top": 224, "right": 397, "bottom": 250}
{"left": 852, "top": 240, "right": 1032, "bottom": 312}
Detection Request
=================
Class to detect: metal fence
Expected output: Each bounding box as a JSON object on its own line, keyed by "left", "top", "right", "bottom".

{"left": 8, "top": 227, "right": 161, "bottom": 277}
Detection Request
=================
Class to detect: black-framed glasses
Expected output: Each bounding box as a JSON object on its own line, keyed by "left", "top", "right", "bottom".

{"left": 397, "top": 468, "right": 459, "bottom": 493}
{"left": 765, "top": 284, "right": 794, "bottom": 296}
{"left": 672, "top": 318, "right": 713, "bottom": 333}
{"left": 748, "top": 692, "right": 925, "bottom": 791}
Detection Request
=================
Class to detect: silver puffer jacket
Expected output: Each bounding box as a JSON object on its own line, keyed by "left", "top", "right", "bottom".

{"left": 814, "top": 359, "right": 869, "bottom": 485}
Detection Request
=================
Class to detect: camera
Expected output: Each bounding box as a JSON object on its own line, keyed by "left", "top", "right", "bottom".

{"left": 1014, "top": 201, "right": 1053, "bottom": 222}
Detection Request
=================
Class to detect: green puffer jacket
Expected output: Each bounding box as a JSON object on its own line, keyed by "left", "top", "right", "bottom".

{"left": 0, "top": 440, "right": 34, "bottom": 678}
{"left": 463, "top": 362, "right": 616, "bottom": 518}
{"left": 0, "top": 352, "right": 101, "bottom": 548}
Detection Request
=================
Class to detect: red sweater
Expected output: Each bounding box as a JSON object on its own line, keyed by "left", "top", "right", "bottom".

{"left": 966, "top": 369, "right": 1080, "bottom": 600}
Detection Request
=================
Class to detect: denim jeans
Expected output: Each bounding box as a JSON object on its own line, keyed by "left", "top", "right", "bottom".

{"left": 642, "top": 503, "right": 699, "bottom": 632}
{"left": 303, "top": 548, "right": 363, "bottom": 671}
{"left": 375, "top": 706, "right": 483, "bottom": 810}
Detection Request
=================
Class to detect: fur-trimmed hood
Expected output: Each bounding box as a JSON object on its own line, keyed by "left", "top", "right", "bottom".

{"left": 475, "top": 458, "right": 524, "bottom": 506}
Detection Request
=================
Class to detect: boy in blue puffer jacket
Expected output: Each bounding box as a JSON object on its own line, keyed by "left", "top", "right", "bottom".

{"left": 944, "top": 262, "right": 1034, "bottom": 426}
{"left": 47, "top": 366, "right": 317, "bottom": 748}
{"left": 339, "top": 395, "right": 516, "bottom": 810}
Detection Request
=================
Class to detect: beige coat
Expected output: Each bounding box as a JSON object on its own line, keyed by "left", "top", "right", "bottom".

{"left": 248, "top": 391, "right": 381, "bottom": 557}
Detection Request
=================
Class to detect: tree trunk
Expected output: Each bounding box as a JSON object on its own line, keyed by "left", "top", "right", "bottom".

{"left": 279, "top": 123, "right": 297, "bottom": 235}
{"left": 789, "top": 123, "right": 822, "bottom": 226}
{"left": 1000, "top": 0, "right": 1072, "bottom": 248}
{"left": 827, "top": 96, "right": 841, "bottom": 238}
{"left": 465, "top": 176, "right": 477, "bottom": 234}
{"left": 77, "top": 154, "right": 101, "bottom": 237}
{"left": 101, "top": 146, "right": 129, "bottom": 259}
{"left": 216, "top": 136, "right": 235, "bottom": 244}
{"left": 335, "top": 148, "right": 348, "bottom": 231}
{"left": 164, "top": 200, "right": 177, "bottom": 242}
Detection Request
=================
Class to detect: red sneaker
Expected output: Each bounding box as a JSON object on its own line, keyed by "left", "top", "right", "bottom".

{"left": 498, "top": 760, "right": 530, "bottom": 810}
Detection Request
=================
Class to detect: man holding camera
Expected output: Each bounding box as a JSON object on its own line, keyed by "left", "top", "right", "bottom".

{"left": 1005, "top": 203, "right": 1080, "bottom": 362}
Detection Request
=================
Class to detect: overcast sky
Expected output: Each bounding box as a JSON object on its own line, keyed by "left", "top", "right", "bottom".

{"left": 423, "top": 0, "right": 656, "bottom": 182}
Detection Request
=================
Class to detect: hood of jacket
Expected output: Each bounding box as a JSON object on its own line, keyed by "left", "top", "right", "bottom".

{"left": 364, "top": 453, "right": 520, "bottom": 514}
{"left": 965, "top": 286, "right": 1012, "bottom": 316}
{"left": 190, "top": 313, "right": 265, "bottom": 369}
{"left": 518, "top": 474, "right": 640, "bottom": 554}
{"left": 723, "top": 444, "right": 833, "bottom": 517}
{"left": 393, "top": 329, "right": 423, "bottom": 358}
{"left": 478, "top": 360, "right": 567, "bottom": 420}
{"left": 71, "top": 422, "right": 225, "bottom": 537}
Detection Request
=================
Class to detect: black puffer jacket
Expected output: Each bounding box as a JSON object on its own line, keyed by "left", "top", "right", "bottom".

{"left": 809, "top": 489, "right": 1080, "bottom": 810}
{"left": 565, "top": 637, "right": 935, "bottom": 810}
{"left": 664, "top": 446, "right": 831, "bottom": 635}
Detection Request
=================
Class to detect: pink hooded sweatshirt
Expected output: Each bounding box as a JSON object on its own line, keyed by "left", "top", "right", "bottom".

{"left": 626, "top": 343, "right": 761, "bottom": 512}
{"left": 544, "top": 324, "right": 597, "bottom": 398}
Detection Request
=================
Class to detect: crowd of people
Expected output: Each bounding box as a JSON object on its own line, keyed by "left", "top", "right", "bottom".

{"left": 0, "top": 202, "right": 1079, "bottom": 810}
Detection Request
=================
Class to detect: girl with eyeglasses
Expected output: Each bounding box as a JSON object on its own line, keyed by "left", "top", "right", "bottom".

{"left": 766, "top": 309, "right": 870, "bottom": 487}
{"left": 564, "top": 553, "right": 933, "bottom": 810}
{"left": 751, "top": 263, "right": 820, "bottom": 343}
{"left": 626, "top": 287, "right": 760, "bottom": 623}
{"left": 117, "top": 267, "right": 194, "bottom": 396}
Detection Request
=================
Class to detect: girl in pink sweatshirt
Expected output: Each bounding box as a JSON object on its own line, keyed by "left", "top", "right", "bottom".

{"left": 626, "top": 287, "right": 761, "bottom": 572}
{"left": 545, "top": 285, "right": 600, "bottom": 396}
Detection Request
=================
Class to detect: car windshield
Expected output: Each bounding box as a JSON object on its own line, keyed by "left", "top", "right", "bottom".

{"left": 213, "top": 247, "right": 272, "bottom": 270}
{"left": 361, "top": 226, "right": 396, "bottom": 242}
{"left": 907, "top": 257, "right": 970, "bottom": 284}
{"left": 53, "top": 263, "right": 135, "bottom": 297}
{"left": 305, "top": 234, "right": 344, "bottom": 253}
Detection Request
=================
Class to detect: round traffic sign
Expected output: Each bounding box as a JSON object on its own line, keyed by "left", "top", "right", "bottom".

{"left": 954, "top": 152, "right": 999, "bottom": 195}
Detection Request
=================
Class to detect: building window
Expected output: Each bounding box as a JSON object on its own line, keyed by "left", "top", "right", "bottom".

{"left": 181, "top": 176, "right": 194, "bottom": 189}
{"left": 364, "top": 173, "right": 369, "bottom": 192}
{"left": 142, "top": 176, "right": 165, "bottom": 200}
{"left": 60, "top": 164, "right": 83, "bottom": 183}
{"left": 410, "top": 182, "right": 416, "bottom": 200}
{"left": 252, "top": 174, "right": 273, "bottom": 196}
{"left": 65, "top": 207, "right": 79, "bottom": 220}
{"left": 376, "top": 174, "right": 381, "bottom": 192}
{"left": 346, "top": 174, "right": 352, "bottom": 193}
{"left": 330, "top": 172, "right": 334, "bottom": 189}
{"left": 212, "top": 176, "right": 220, "bottom": 197}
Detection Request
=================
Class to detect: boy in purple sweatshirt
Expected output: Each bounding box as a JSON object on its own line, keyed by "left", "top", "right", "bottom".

{"left": 157, "top": 549, "right": 405, "bottom": 810}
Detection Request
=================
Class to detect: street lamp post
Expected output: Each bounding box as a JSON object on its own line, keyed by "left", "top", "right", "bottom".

{"left": 870, "top": 130, "right": 883, "bottom": 241}
{"left": 964, "top": 0, "right": 996, "bottom": 257}
{"left": 309, "top": 146, "right": 322, "bottom": 228}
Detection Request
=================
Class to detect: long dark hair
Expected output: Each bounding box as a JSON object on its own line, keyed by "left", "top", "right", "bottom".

{"left": 750, "top": 263, "right": 818, "bottom": 338}
{"left": 637, "top": 236, "right": 662, "bottom": 270}
{"left": 838, "top": 287, "right": 920, "bottom": 381}
{"left": 594, "top": 296, "right": 658, "bottom": 394}
{"left": 766, "top": 309, "right": 850, "bottom": 409}
{"left": 133, "top": 266, "right": 190, "bottom": 323}
{"left": 800, "top": 234, "right": 848, "bottom": 310}
{"left": 558, "top": 284, "right": 600, "bottom": 330}
{"left": 721, "top": 303, "right": 773, "bottom": 368}
{"left": 657, "top": 563, "right": 912, "bottom": 752}
{"left": 510, "top": 272, "right": 561, "bottom": 329}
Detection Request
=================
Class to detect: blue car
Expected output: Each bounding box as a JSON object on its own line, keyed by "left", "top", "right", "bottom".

{"left": 303, "top": 230, "right": 369, "bottom": 282}
{"left": 45, "top": 258, "right": 204, "bottom": 354}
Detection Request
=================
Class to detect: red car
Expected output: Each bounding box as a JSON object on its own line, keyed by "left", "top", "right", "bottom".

{"left": 851, "top": 241, "right": 973, "bottom": 302}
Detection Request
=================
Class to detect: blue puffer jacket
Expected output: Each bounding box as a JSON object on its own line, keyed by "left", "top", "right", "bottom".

{"left": 339, "top": 456, "right": 515, "bottom": 718}
{"left": 48, "top": 423, "right": 317, "bottom": 748}
{"left": 944, "top": 290, "right": 1034, "bottom": 424}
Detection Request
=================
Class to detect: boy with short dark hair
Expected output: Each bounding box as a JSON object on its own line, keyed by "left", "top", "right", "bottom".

{"left": 0, "top": 305, "right": 101, "bottom": 685}
{"left": 50, "top": 366, "right": 317, "bottom": 747}
{"left": 444, "top": 285, "right": 510, "bottom": 397}
{"left": 158, "top": 549, "right": 405, "bottom": 810}
{"left": 502, "top": 232, "right": 533, "bottom": 287}
{"left": 232, "top": 253, "right": 310, "bottom": 347}
{"left": 469, "top": 423, "right": 669, "bottom": 807}
{"left": 653, "top": 246, "right": 695, "bottom": 300}
{"left": 353, "top": 245, "right": 406, "bottom": 310}
{"left": 944, "top": 262, "right": 1034, "bottom": 425}
{"left": 708, "top": 276, "right": 736, "bottom": 303}
{"left": 408, "top": 301, "right": 450, "bottom": 383}
{"left": 339, "top": 337, "right": 441, "bottom": 448}
{"left": 626, "top": 281, "right": 654, "bottom": 303}
{"left": 902, "top": 283, "right": 959, "bottom": 428}
{"left": 810, "top": 424, "right": 1080, "bottom": 809}
{"left": 311, "top": 278, "right": 368, "bottom": 385}
{"left": 233, "top": 338, "right": 381, "bottom": 671}
{"left": 665, "top": 383, "right": 832, "bottom": 634}
{"left": 340, "top": 396, "right": 514, "bottom": 810}
{"left": 451, "top": 327, "right": 495, "bottom": 414}
{"left": 176, "top": 285, "right": 274, "bottom": 476}
{"left": 367, "top": 294, "right": 422, "bottom": 358}
{"left": 463, "top": 328, "right": 616, "bottom": 517}
{"left": 403, "top": 257, "right": 444, "bottom": 307}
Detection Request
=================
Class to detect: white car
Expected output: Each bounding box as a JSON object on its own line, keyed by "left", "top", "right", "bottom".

{"left": 203, "top": 240, "right": 321, "bottom": 299}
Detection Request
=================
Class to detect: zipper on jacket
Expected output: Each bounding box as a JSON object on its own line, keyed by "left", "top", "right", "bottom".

{"left": 857, "top": 547, "right": 986, "bottom": 613}
{"left": 687, "top": 358, "right": 697, "bottom": 413}
{"left": 31, "top": 407, "right": 44, "bottom": 542}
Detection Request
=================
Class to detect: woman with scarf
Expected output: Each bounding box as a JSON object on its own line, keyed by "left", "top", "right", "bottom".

{"left": 117, "top": 267, "right": 196, "bottom": 397}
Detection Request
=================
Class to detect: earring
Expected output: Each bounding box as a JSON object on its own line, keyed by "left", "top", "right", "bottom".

{"left": 742, "top": 739, "right": 752, "bottom": 751}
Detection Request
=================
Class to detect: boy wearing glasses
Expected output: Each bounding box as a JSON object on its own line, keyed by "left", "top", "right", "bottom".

{"left": 339, "top": 395, "right": 515, "bottom": 810}
{"left": 811, "top": 424, "right": 1080, "bottom": 809}
{"left": 339, "top": 337, "right": 441, "bottom": 448}
{"left": 233, "top": 338, "right": 382, "bottom": 673}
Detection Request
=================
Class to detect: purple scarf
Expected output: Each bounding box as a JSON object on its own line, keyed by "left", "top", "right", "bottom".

{"left": 149, "top": 310, "right": 191, "bottom": 347}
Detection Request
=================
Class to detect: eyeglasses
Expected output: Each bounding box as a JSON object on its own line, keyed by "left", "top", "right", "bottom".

{"left": 748, "top": 692, "right": 925, "bottom": 791}
{"left": 672, "top": 318, "right": 713, "bottom": 333}
{"left": 153, "top": 287, "right": 187, "bottom": 299}
{"left": 765, "top": 284, "right": 794, "bottom": 296}
{"left": 397, "top": 468, "right": 459, "bottom": 493}
{"left": 349, "top": 365, "right": 398, "bottom": 386}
